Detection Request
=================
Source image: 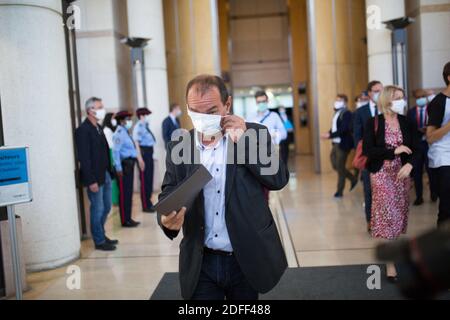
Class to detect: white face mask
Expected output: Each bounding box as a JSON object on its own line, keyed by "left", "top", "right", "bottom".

{"left": 111, "top": 119, "right": 117, "bottom": 127}
{"left": 334, "top": 101, "right": 345, "bottom": 110}
{"left": 93, "top": 108, "right": 106, "bottom": 122}
{"left": 188, "top": 109, "right": 222, "bottom": 136}
{"left": 391, "top": 99, "right": 407, "bottom": 115}
{"left": 372, "top": 92, "right": 380, "bottom": 103}
{"left": 125, "top": 120, "right": 133, "bottom": 130}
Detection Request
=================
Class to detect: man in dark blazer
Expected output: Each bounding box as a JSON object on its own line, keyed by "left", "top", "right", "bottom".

{"left": 407, "top": 89, "right": 437, "bottom": 205}
{"left": 157, "top": 75, "right": 289, "bottom": 300}
{"left": 353, "top": 81, "right": 383, "bottom": 230}
{"left": 162, "top": 103, "right": 181, "bottom": 149}
{"left": 321, "top": 94, "right": 357, "bottom": 198}
{"left": 75, "top": 97, "right": 118, "bottom": 251}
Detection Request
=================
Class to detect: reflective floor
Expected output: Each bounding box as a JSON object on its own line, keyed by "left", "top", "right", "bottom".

{"left": 23, "top": 156, "right": 439, "bottom": 300}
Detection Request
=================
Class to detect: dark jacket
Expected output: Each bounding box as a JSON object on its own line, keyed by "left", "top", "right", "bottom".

{"left": 75, "top": 119, "right": 112, "bottom": 186}
{"left": 329, "top": 109, "right": 354, "bottom": 151}
{"left": 363, "top": 114, "right": 419, "bottom": 174}
{"left": 162, "top": 116, "right": 180, "bottom": 147}
{"left": 407, "top": 106, "right": 427, "bottom": 141}
{"left": 353, "top": 103, "right": 373, "bottom": 144}
{"left": 157, "top": 122, "right": 289, "bottom": 299}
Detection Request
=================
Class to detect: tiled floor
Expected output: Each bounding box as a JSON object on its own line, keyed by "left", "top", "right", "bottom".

{"left": 22, "top": 156, "right": 439, "bottom": 299}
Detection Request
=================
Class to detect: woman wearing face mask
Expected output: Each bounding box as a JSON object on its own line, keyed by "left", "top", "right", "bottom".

{"left": 112, "top": 111, "right": 141, "bottom": 228}
{"left": 103, "top": 113, "right": 119, "bottom": 206}
{"left": 363, "top": 85, "right": 419, "bottom": 282}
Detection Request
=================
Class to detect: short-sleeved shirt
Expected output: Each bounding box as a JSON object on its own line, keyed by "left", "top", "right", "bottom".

{"left": 427, "top": 93, "right": 450, "bottom": 168}
{"left": 112, "top": 125, "right": 138, "bottom": 172}
{"left": 132, "top": 121, "right": 156, "bottom": 147}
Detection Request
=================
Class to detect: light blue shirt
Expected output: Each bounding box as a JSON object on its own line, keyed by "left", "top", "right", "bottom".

{"left": 249, "top": 110, "right": 287, "bottom": 145}
{"left": 132, "top": 120, "right": 156, "bottom": 147}
{"left": 195, "top": 134, "right": 232, "bottom": 252}
{"left": 112, "top": 125, "right": 137, "bottom": 172}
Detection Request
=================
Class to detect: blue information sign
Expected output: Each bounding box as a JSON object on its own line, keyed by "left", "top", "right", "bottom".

{"left": 0, "top": 147, "right": 32, "bottom": 206}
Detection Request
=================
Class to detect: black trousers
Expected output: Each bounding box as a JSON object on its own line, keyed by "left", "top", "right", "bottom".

{"left": 139, "top": 146, "right": 154, "bottom": 210}
{"left": 191, "top": 252, "right": 258, "bottom": 300}
{"left": 118, "top": 158, "right": 135, "bottom": 225}
{"left": 413, "top": 140, "right": 437, "bottom": 200}
{"left": 330, "top": 144, "right": 357, "bottom": 195}
{"left": 434, "top": 166, "right": 450, "bottom": 226}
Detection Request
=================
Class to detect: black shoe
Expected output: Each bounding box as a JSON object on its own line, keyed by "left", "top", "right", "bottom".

{"left": 122, "top": 221, "right": 139, "bottom": 228}
{"left": 431, "top": 194, "right": 438, "bottom": 202}
{"left": 350, "top": 179, "right": 358, "bottom": 191}
{"left": 105, "top": 237, "right": 119, "bottom": 245}
{"left": 143, "top": 206, "right": 156, "bottom": 213}
{"left": 413, "top": 198, "right": 424, "bottom": 206}
{"left": 130, "top": 219, "right": 141, "bottom": 226}
{"left": 387, "top": 276, "right": 398, "bottom": 284}
{"left": 95, "top": 243, "right": 116, "bottom": 251}
{"left": 334, "top": 192, "right": 343, "bottom": 198}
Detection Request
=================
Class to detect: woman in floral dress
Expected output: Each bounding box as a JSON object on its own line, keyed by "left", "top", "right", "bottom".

{"left": 363, "top": 85, "right": 418, "bottom": 281}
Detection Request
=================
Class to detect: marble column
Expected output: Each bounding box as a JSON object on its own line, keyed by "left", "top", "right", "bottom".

{"left": 365, "top": 0, "right": 405, "bottom": 84}
{"left": 163, "top": 0, "right": 221, "bottom": 128}
{"left": 0, "top": 0, "right": 80, "bottom": 271}
{"left": 127, "top": 0, "right": 170, "bottom": 190}
{"left": 307, "top": 0, "right": 369, "bottom": 173}
{"left": 407, "top": 0, "right": 450, "bottom": 93}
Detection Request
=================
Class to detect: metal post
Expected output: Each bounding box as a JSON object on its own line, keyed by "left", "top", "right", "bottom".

{"left": 7, "top": 206, "right": 22, "bottom": 300}
{"left": 140, "top": 53, "right": 148, "bottom": 108}
{"left": 392, "top": 41, "right": 399, "bottom": 86}
{"left": 131, "top": 52, "right": 139, "bottom": 110}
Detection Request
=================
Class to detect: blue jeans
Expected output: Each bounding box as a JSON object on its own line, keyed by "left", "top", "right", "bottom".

{"left": 191, "top": 252, "right": 258, "bottom": 301}
{"left": 362, "top": 169, "right": 372, "bottom": 223}
{"left": 87, "top": 172, "right": 112, "bottom": 245}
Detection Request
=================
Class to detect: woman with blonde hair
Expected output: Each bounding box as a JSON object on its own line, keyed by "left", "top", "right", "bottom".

{"left": 363, "top": 85, "right": 418, "bottom": 282}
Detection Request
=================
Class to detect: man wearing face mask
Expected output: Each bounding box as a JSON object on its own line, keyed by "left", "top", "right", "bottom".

{"left": 407, "top": 89, "right": 438, "bottom": 205}
{"left": 75, "top": 97, "right": 118, "bottom": 251}
{"left": 353, "top": 81, "right": 383, "bottom": 232}
{"left": 250, "top": 91, "right": 287, "bottom": 146}
{"left": 321, "top": 94, "right": 358, "bottom": 198}
{"left": 133, "top": 108, "right": 157, "bottom": 213}
{"left": 157, "top": 75, "right": 289, "bottom": 300}
{"left": 162, "top": 103, "right": 182, "bottom": 149}
{"left": 113, "top": 111, "right": 143, "bottom": 228}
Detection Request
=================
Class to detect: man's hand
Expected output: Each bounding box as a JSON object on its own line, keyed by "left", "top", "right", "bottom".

{"left": 222, "top": 115, "right": 247, "bottom": 143}
{"left": 89, "top": 183, "right": 99, "bottom": 193}
{"left": 397, "top": 163, "right": 413, "bottom": 180}
{"left": 321, "top": 133, "right": 330, "bottom": 140}
{"left": 394, "top": 145, "right": 412, "bottom": 156}
{"left": 161, "top": 207, "right": 186, "bottom": 231}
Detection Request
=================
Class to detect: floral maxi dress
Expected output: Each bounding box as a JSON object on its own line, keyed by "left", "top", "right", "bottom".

{"left": 370, "top": 123, "right": 411, "bottom": 240}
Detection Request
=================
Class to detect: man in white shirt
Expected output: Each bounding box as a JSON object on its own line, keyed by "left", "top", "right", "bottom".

{"left": 427, "top": 61, "right": 450, "bottom": 226}
{"left": 250, "top": 91, "right": 287, "bottom": 146}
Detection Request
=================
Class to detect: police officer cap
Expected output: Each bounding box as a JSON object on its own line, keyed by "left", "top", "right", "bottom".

{"left": 115, "top": 111, "right": 132, "bottom": 120}
{"left": 136, "top": 108, "right": 152, "bottom": 117}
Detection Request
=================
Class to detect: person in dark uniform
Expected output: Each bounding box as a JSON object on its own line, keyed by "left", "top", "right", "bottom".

{"left": 162, "top": 103, "right": 182, "bottom": 149}
{"left": 407, "top": 89, "right": 438, "bottom": 205}
{"left": 112, "top": 111, "right": 142, "bottom": 228}
{"left": 133, "top": 108, "right": 157, "bottom": 213}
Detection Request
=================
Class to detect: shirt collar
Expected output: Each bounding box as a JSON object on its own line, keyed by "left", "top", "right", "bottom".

{"left": 169, "top": 114, "right": 177, "bottom": 122}
{"left": 194, "top": 131, "right": 227, "bottom": 151}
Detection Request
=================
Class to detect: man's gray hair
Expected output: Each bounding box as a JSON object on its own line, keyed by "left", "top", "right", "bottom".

{"left": 85, "top": 97, "right": 102, "bottom": 113}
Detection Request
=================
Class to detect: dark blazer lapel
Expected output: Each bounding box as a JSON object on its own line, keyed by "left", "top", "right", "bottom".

{"left": 225, "top": 138, "right": 237, "bottom": 207}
